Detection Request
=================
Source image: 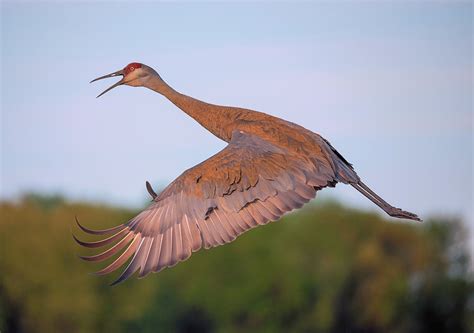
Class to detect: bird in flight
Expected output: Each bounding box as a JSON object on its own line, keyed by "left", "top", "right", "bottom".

{"left": 75, "top": 62, "right": 421, "bottom": 285}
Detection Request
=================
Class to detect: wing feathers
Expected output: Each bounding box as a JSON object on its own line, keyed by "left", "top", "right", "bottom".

{"left": 73, "top": 228, "right": 128, "bottom": 248}
{"left": 184, "top": 215, "right": 202, "bottom": 251}
{"left": 138, "top": 237, "right": 154, "bottom": 277}
{"left": 195, "top": 219, "right": 215, "bottom": 249}
{"left": 171, "top": 223, "right": 182, "bottom": 262}
{"left": 95, "top": 234, "right": 141, "bottom": 276}
{"left": 75, "top": 216, "right": 125, "bottom": 235}
{"left": 207, "top": 215, "right": 227, "bottom": 245}
{"left": 155, "top": 229, "right": 171, "bottom": 272}
{"left": 79, "top": 232, "right": 134, "bottom": 262}
{"left": 75, "top": 131, "right": 338, "bottom": 284}
{"left": 147, "top": 234, "right": 163, "bottom": 274}
{"left": 110, "top": 237, "right": 147, "bottom": 286}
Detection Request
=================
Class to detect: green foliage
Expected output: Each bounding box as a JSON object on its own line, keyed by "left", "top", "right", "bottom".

{"left": 0, "top": 195, "right": 472, "bottom": 333}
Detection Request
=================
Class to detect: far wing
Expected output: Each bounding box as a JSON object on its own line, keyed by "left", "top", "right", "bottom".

{"left": 74, "top": 131, "right": 338, "bottom": 285}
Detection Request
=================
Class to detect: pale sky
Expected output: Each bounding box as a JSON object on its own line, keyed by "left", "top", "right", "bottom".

{"left": 1, "top": 2, "right": 472, "bottom": 228}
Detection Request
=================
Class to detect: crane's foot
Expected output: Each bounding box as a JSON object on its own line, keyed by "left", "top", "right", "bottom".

{"left": 146, "top": 181, "right": 157, "bottom": 200}
{"left": 351, "top": 181, "right": 422, "bottom": 222}
{"left": 386, "top": 206, "right": 422, "bottom": 222}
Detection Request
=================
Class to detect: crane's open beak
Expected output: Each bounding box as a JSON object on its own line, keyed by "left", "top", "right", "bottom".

{"left": 90, "top": 69, "right": 125, "bottom": 98}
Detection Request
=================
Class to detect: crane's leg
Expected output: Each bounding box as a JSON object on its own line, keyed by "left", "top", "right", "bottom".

{"left": 351, "top": 181, "right": 421, "bottom": 221}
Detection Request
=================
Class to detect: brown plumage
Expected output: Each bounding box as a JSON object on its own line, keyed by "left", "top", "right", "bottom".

{"left": 78, "top": 62, "right": 421, "bottom": 285}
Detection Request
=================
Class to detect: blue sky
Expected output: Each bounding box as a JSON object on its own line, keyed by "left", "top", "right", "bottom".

{"left": 1, "top": 2, "right": 472, "bottom": 227}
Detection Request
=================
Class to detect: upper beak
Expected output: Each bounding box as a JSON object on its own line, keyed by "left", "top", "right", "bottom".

{"left": 90, "top": 69, "right": 125, "bottom": 98}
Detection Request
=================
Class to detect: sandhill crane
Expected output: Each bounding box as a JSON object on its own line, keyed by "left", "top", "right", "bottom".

{"left": 75, "top": 62, "right": 420, "bottom": 285}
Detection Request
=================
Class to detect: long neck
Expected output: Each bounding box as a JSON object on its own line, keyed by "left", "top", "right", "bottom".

{"left": 146, "top": 74, "right": 240, "bottom": 142}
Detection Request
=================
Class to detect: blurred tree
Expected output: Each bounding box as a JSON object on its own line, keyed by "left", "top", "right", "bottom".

{"left": 0, "top": 195, "right": 472, "bottom": 333}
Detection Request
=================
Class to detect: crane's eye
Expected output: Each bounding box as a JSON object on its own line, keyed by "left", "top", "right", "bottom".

{"left": 124, "top": 62, "right": 141, "bottom": 75}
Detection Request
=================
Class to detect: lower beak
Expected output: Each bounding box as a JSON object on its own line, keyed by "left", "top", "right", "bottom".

{"left": 90, "top": 69, "right": 125, "bottom": 98}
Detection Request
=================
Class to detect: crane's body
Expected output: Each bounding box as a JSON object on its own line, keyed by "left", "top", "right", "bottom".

{"left": 76, "top": 62, "right": 420, "bottom": 285}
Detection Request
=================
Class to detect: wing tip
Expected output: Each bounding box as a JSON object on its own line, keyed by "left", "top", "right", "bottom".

{"left": 146, "top": 181, "right": 158, "bottom": 200}
{"left": 109, "top": 276, "right": 127, "bottom": 287}
{"left": 75, "top": 216, "right": 125, "bottom": 235}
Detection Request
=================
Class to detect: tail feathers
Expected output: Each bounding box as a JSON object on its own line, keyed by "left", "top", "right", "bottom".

{"left": 351, "top": 181, "right": 421, "bottom": 222}
{"left": 320, "top": 137, "right": 360, "bottom": 184}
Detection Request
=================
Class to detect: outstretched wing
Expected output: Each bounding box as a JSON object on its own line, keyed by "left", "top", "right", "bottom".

{"left": 74, "top": 131, "right": 338, "bottom": 285}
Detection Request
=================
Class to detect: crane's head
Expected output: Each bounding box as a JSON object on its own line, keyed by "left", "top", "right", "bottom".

{"left": 91, "top": 62, "right": 157, "bottom": 98}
